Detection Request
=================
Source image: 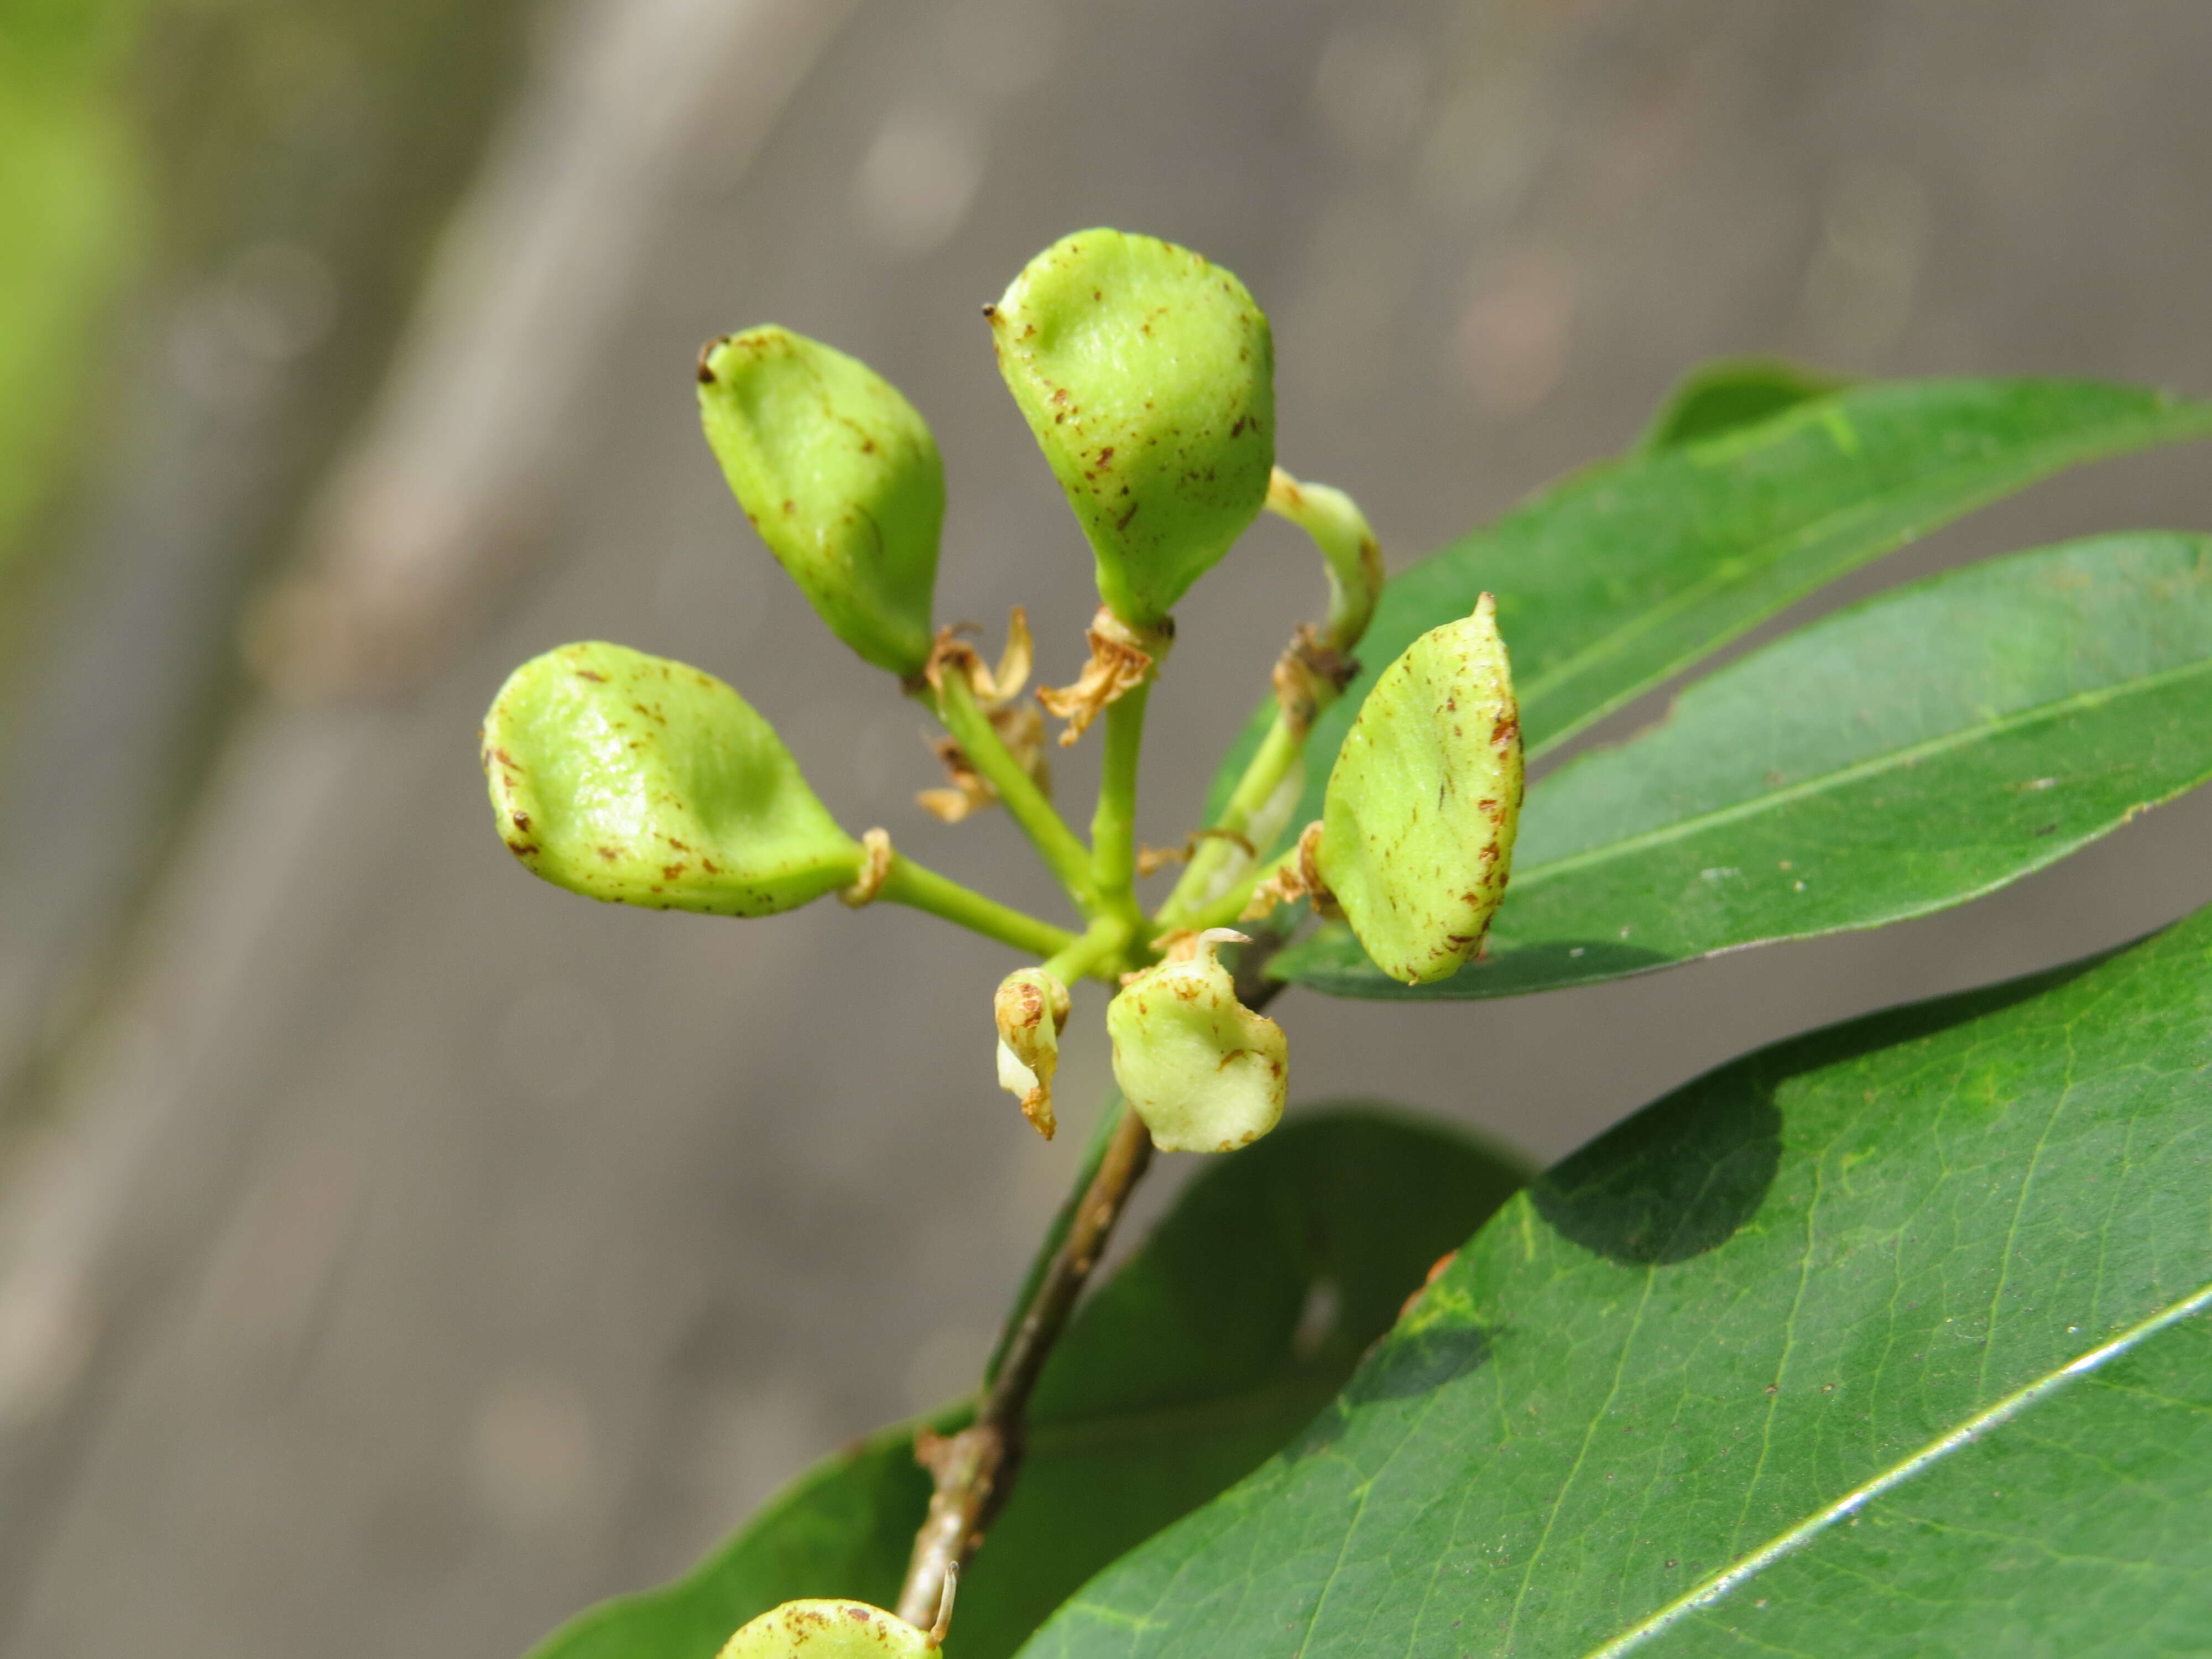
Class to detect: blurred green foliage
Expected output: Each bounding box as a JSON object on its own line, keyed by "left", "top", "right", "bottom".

{"left": 0, "top": 0, "right": 148, "bottom": 575}
{"left": 0, "top": 0, "right": 533, "bottom": 603}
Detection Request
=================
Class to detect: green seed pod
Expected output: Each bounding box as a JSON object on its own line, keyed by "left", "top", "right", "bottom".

{"left": 1317, "top": 594, "right": 1524, "bottom": 985}
{"left": 717, "top": 1599, "right": 934, "bottom": 1659}
{"left": 995, "top": 967, "right": 1072, "bottom": 1139}
{"left": 989, "top": 228, "right": 1274, "bottom": 629}
{"left": 483, "top": 640, "right": 862, "bottom": 916}
{"left": 697, "top": 326, "right": 943, "bottom": 677}
{"left": 1107, "top": 930, "right": 1287, "bottom": 1154}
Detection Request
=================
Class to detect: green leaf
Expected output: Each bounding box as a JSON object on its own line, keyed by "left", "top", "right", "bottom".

{"left": 1267, "top": 378, "right": 2212, "bottom": 850}
{"left": 1200, "top": 695, "right": 1277, "bottom": 828}
{"left": 1274, "top": 531, "right": 2212, "bottom": 997}
{"left": 483, "top": 640, "right": 862, "bottom": 916}
{"left": 990, "top": 229, "right": 1275, "bottom": 630}
{"left": 1617, "top": 1298, "right": 2212, "bottom": 1655}
{"left": 525, "top": 1111, "right": 1526, "bottom": 1659}
{"left": 1027, "top": 900, "right": 2212, "bottom": 1659}
{"left": 1196, "top": 356, "right": 1835, "bottom": 832}
{"left": 1637, "top": 357, "right": 1848, "bottom": 451}
{"left": 1197, "top": 356, "right": 1818, "bottom": 831}
{"left": 526, "top": 1412, "right": 935, "bottom": 1659}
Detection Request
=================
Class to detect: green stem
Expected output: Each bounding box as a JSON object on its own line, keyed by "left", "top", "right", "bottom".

{"left": 1152, "top": 471, "right": 1384, "bottom": 933}
{"left": 980, "top": 1088, "right": 1129, "bottom": 1385}
{"left": 1155, "top": 710, "right": 1303, "bottom": 930}
{"left": 1266, "top": 467, "right": 1383, "bottom": 655}
{"left": 976, "top": 942, "right": 1289, "bottom": 1385}
{"left": 972, "top": 912, "right": 1149, "bottom": 1395}
{"left": 877, "top": 853, "right": 1078, "bottom": 958}
{"left": 906, "top": 933, "right": 1295, "bottom": 1623}
{"left": 1178, "top": 841, "right": 1301, "bottom": 936}
{"left": 1042, "top": 914, "right": 1135, "bottom": 985}
{"left": 898, "top": 906, "right": 1151, "bottom": 1623}
{"left": 1089, "top": 679, "right": 1152, "bottom": 933}
{"left": 898, "top": 1095, "right": 1155, "bottom": 1627}
{"left": 928, "top": 676, "right": 1096, "bottom": 912}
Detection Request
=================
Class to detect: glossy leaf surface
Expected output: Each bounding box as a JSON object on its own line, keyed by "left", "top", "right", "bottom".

{"left": 1256, "top": 378, "right": 2212, "bottom": 847}
{"left": 526, "top": 1112, "right": 1525, "bottom": 1659}
{"left": 991, "top": 229, "right": 1274, "bottom": 629}
{"left": 1030, "top": 902, "right": 2212, "bottom": 1659}
{"left": 1637, "top": 357, "right": 1846, "bottom": 450}
{"left": 484, "top": 641, "right": 861, "bottom": 916}
{"left": 1275, "top": 531, "right": 2212, "bottom": 998}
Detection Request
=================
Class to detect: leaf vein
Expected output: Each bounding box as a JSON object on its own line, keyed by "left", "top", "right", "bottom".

{"left": 1575, "top": 1281, "right": 2212, "bottom": 1658}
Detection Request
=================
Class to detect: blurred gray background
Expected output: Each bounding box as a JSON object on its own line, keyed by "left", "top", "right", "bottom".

{"left": 0, "top": 1, "right": 2206, "bottom": 1655}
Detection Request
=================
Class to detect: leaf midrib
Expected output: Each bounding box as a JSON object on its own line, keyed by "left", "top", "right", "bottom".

{"left": 1514, "top": 653, "right": 2212, "bottom": 890}
{"left": 1515, "top": 472, "right": 1959, "bottom": 746}
{"left": 1580, "top": 1276, "right": 2212, "bottom": 1658}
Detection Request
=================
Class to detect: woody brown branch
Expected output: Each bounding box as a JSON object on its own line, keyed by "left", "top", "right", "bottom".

{"left": 894, "top": 944, "right": 1287, "bottom": 1630}
{"left": 895, "top": 1103, "right": 1155, "bottom": 1627}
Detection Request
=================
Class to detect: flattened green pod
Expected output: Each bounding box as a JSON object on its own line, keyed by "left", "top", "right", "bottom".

{"left": 698, "top": 327, "right": 942, "bottom": 676}
{"left": 483, "top": 641, "right": 862, "bottom": 916}
{"left": 1317, "top": 594, "right": 1523, "bottom": 984}
{"left": 717, "top": 1599, "right": 933, "bottom": 1659}
{"left": 989, "top": 229, "right": 1274, "bottom": 629}
{"left": 1108, "top": 931, "right": 1287, "bottom": 1154}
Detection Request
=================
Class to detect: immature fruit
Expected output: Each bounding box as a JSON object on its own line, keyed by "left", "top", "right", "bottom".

{"left": 1317, "top": 594, "right": 1523, "bottom": 985}
{"left": 989, "top": 229, "right": 1274, "bottom": 629}
{"left": 698, "top": 326, "right": 943, "bottom": 676}
{"left": 483, "top": 641, "right": 862, "bottom": 916}
{"left": 717, "top": 1599, "right": 933, "bottom": 1659}
{"left": 1108, "top": 931, "right": 1287, "bottom": 1154}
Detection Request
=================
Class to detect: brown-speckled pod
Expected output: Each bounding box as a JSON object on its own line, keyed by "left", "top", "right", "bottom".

{"left": 990, "top": 229, "right": 1274, "bottom": 629}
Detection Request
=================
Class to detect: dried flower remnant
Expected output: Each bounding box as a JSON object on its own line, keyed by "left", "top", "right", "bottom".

{"left": 839, "top": 827, "right": 896, "bottom": 907}
{"left": 1138, "top": 826, "right": 1256, "bottom": 879}
{"left": 994, "top": 967, "right": 1073, "bottom": 1138}
{"left": 1242, "top": 820, "right": 1340, "bottom": 921}
{"left": 1135, "top": 842, "right": 1191, "bottom": 877}
{"left": 922, "top": 607, "right": 1035, "bottom": 707}
{"left": 918, "top": 610, "right": 1051, "bottom": 820}
{"left": 1108, "top": 929, "right": 1288, "bottom": 1153}
{"left": 1036, "top": 607, "right": 1171, "bottom": 746}
{"left": 916, "top": 739, "right": 997, "bottom": 825}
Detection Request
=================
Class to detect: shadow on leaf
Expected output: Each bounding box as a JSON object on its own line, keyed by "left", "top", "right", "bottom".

{"left": 1533, "top": 1074, "right": 1782, "bottom": 1265}
{"left": 1530, "top": 943, "right": 2117, "bottom": 1267}
{"left": 1285, "top": 1323, "right": 1495, "bottom": 1464}
{"left": 1271, "top": 931, "right": 1674, "bottom": 999}
{"left": 1345, "top": 1323, "right": 1493, "bottom": 1404}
